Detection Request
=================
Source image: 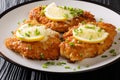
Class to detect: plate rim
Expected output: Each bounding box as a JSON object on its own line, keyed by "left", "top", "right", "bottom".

{"left": 0, "top": 0, "right": 120, "bottom": 73}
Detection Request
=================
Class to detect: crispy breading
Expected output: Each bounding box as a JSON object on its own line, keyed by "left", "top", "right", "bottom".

{"left": 60, "top": 22, "right": 117, "bottom": 62}
{"left": 28, "top": 6, "right": 96, "bottom": 32}
{"left": 5, "top": 34, "right": 61, "bottom": 60}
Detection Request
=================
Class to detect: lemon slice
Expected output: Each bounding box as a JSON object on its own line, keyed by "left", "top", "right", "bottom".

{"left": 44, "top": 2, "right": 73, "bottom": 21}
{"left": 72, "top": 24, "right": 109, "bottom": 43}
{"left": 16, "top": 24, "right": 44, "bottom": 42}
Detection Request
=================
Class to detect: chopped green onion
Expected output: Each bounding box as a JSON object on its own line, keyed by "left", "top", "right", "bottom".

{"left": 85, "top": 25, "right": 95, "bottom": 29}
{"left": 101, "top": 55, "right": 108, "bottom": 58}
{"left": 99, "top": 18, "right": 103, "bottom": 22}
{"left": 25, "top": 32, "right": 30, "bottom": 37}
{"left": 65, "top": 66, "right": 70, "bottom": 69}
{"left": 69, "top": 42, "right": 75, "bottom": 47}
{"left": 109, "top": 49, "right": 117, "bottom": 56}
{"left": 56, "top": 62, "right": 66, "bottom": 66}
{"left": 114, "top": 42, "right": 117, "bottom": 44}
{"left": 63, "top": 14, "right": 69, "bottom": 18}
{"left": 11, "top": 31, "right": 14, "bottom": 34}
{"left": 109, "top": 49, "right": 115, "bottom": 53}
{"left": 28, "top": 45, "right": 32, "bottom": 50}
{"left": 17, "top": 22, "right": 20, "bottom": 25}
{"left": 89, "top": 35, "right": 93, "bottom": 40}
{"left": 77, "top": 66, "right": 80, "bottom": 69}
{"left": 42, "top": 64, "right": 48, "bottom": 68}
{"left": 40, "top": 53, "right": 44, "bottom": 59}
{"left": 23, "top": 19, "right": 26, "bottom": 23}
{"left": 34, "top": 28, "right": 40, "bottom": 36}
{"left": 42, "top": 61, "right": 55, "bottom": 68}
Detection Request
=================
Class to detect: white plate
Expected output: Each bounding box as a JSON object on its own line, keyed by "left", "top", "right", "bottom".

{"left": 0, "top": 0, "right": 120, "bottom": 73}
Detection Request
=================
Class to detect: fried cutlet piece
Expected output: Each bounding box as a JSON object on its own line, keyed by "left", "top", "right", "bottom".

{"left": 5, "top": 30, "right": 61, "bottom": 60}
{"left": 29, "top": 6, "right": 96, "bottom": 32}
{"left": 60, "top": 22, "right": 117, "bottom": 62}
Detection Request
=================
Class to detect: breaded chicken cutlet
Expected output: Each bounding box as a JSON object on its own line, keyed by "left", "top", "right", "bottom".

{"left": 60, "top": 22, "right": 117, "bottom": 62}
{"left": 5, "top": 24, "right": 61, "bottom": 60}
{"left": 29, "top": 6, "right": 96, "bottom": 32}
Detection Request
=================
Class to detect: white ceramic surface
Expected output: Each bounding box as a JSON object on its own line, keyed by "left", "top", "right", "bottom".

{"left": 0, "top": 0, "right": 120, "bottom": 73}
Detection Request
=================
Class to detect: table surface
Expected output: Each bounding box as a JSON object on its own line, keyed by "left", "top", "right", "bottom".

{"left": 0, "top": 0, "right": 120, "bottom": 80}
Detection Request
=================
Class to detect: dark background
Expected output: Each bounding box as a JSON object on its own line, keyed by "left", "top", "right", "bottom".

{"left": 0, "top": 0, "right": 120, "bottom": 80}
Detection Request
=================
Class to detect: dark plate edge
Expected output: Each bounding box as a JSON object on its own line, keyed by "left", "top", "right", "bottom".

{"left": 0, "top": 0, "right": 120, "bottom": 74}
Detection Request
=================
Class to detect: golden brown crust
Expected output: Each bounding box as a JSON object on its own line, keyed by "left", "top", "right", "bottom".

{"left": 5, "top": 35, "right": 61, "bottom": 60}
{"left": 29, "top": 6, "right": 96, "bottom": 32}
{"left": 60, "top": 22, "right": 117, "bottom": 62}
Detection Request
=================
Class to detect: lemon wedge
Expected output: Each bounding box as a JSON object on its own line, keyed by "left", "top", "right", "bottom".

{"left": 72, "top": 24, "right": 109, "bottom": 43}
{"left": 16, "top": 24, "right": 44, "bottom": 42}
{"left": 44, "top": 2, "right": 73, "bottom": 21}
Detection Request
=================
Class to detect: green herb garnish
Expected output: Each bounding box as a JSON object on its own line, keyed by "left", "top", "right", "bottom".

{"left": 42, "top": 61, "right": 55, "bottom": 68}
{"left": 34, "top": 28, "right": 40, "bottom": 36}
{"left": 28, "top": 45, "right": 32, "bottom": 50}
{"left": 69, "top": 42, "right": 75, "bottom": 47}
{"left": 25, "top": 32, "right": 30, "bottom": 37}
{"left": 109, "top": 49, "right": 117, "bottom": 56}
{"left": 56, "top": 62, "right": 66, "bottom": 66}
{"left": 101, "top": 55, "right": 108, "bottom": 58}
{"left": 117, "top": 28, "right": 120, "bottom": 31}
{"left": 77, "top": 66, "right": 80, "bottom": 69}
{"left": 40, "top": 53, "right": 44, "bottom": 59}
{"left": 99, "top": 18, "right": 103, "bottom": 22}
{"left": 65, "top": 66, "right": 70, "bottom": 69}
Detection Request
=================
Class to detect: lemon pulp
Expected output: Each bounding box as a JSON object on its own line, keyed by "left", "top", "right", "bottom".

{"left": 72, "top": 24, "right": 109, "bottom": 43}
